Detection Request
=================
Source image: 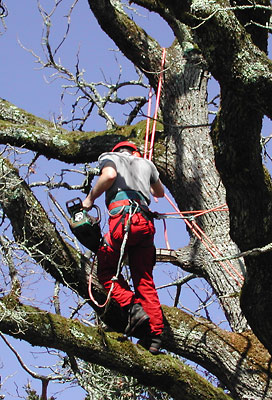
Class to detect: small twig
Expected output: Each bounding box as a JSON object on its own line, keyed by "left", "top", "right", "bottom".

{"left": 0, "top": 1, "right": 8, "bottom": 18}
{"left": 0, "top": 332, "right": 63, "bottom": 381}
{"left": 156, "top": 273, "right": 197, "bottom": 290}
{"left": 261, "top": 133, "right": 272, "bottom": 147}
{"left": 69, "top": 299, "right": 89, "bottom": 319}
{"left": 192, "top": 4, "right": 272, "bottom": 30}
{"left": 53, "top": 281, "right": 61, "bottom": 315}
{"left": 214, "top": 242, "right": 272, "bottom": 262}
{"left": 0, "top": 236, "right": 21, "bottom": 295}
{"left": 29, "top": 180, "right": 82, "bottom": 190}
{"left": 174, "top": 284, "right": 181, "bottom": 307}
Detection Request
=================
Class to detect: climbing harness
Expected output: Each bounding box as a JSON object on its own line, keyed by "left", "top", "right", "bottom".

{"left": 115, "top": 201, "right": 139, "bottom": 273}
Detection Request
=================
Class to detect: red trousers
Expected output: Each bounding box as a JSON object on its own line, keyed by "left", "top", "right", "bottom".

{"left": 97, "top": 212, "right": 164, "bottom": 336}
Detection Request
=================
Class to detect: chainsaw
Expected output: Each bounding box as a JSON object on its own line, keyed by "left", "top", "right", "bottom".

{"left": 48, "top": 193, "right": 102, "bottom": 253}
{"left": 66, "top": 197, "right": 102, "bottom": 253}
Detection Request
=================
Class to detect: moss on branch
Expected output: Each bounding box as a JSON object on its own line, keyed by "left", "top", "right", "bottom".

{"left": 0, "top": 99, "right": 163, "bottom": 163}
{"left": 0, "top": 296, "right": 232, "bottom": 400}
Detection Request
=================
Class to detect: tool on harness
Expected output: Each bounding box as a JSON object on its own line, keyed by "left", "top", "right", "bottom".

{"left": 66, "top": 198, "right": 102, "bottom": 253}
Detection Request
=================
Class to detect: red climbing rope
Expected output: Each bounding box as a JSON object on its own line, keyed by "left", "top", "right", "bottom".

{"left": 148, "top": 47, "right": 166, "bottom": 161}
{"left": 144, "top": 87, "right": 153, "bottom": 159}
{"left": 88, "top": 255, "right": 113, "bottom": 308}
{"left": 144, "top": 47, "right": 166, "bottom": 161}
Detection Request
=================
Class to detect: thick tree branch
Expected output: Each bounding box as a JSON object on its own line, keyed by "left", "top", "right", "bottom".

{"left": 0, "top": 296, "right": 232, "bottom": 400}
{"left": 1, "top": 294, "right": 272, "bottom": 400}
{"left": 0, "top": 98, "right": 149, "bottom": 163}
{"left": 162, "top": 305, "right": 272, "bottom": 400}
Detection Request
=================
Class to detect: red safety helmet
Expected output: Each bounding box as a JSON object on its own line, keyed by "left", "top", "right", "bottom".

{"left": 111, "top": 141, "right": 141, "bottom": 157}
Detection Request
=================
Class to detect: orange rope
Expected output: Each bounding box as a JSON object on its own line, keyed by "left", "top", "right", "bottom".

{"left": 164, "top": 194, "right": 244, "bottom": 286}
{"left": 190, "top": 204, "right": 229, "bottom": 218}
{"left": 157, "top": 204, "right": 228, "bottom": 217}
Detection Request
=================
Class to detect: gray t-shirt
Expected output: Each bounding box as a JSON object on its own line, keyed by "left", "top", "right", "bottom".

{"left": 98, "top": 151, "right": 160, "bottom": 205}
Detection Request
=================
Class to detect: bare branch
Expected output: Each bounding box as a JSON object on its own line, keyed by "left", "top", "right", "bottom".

{"left": 156, "top": 273, "right": 197, "bottom": 290}
{"left": 0, "top": 0, "right": 8, "bottom": 18}
{"left": 0, "top": 236, "right": 21, "bottom": 295}
{"left": 214, "top": 242, "right": 272, "bottom": 262}
{"left": 191, "top": 3, "right": 272, "bottom": 30}
{"left": 0, "top": 332, "right": 63, "bottom": 381}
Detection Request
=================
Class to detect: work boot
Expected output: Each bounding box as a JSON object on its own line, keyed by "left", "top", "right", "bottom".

{"left": 138, "top": 334, "right": 162, "bottom": 355}
{"left": 125, "top": 303, "right": 150, "bottom": 337}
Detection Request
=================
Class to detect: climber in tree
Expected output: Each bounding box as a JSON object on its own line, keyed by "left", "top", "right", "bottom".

{"left": 83, "top": 141, "right": 164, "bottom": 354}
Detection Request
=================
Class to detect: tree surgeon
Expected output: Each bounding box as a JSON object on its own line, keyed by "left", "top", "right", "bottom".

{"left": 83, "top": 141, "right": 165, "bottom": 354}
